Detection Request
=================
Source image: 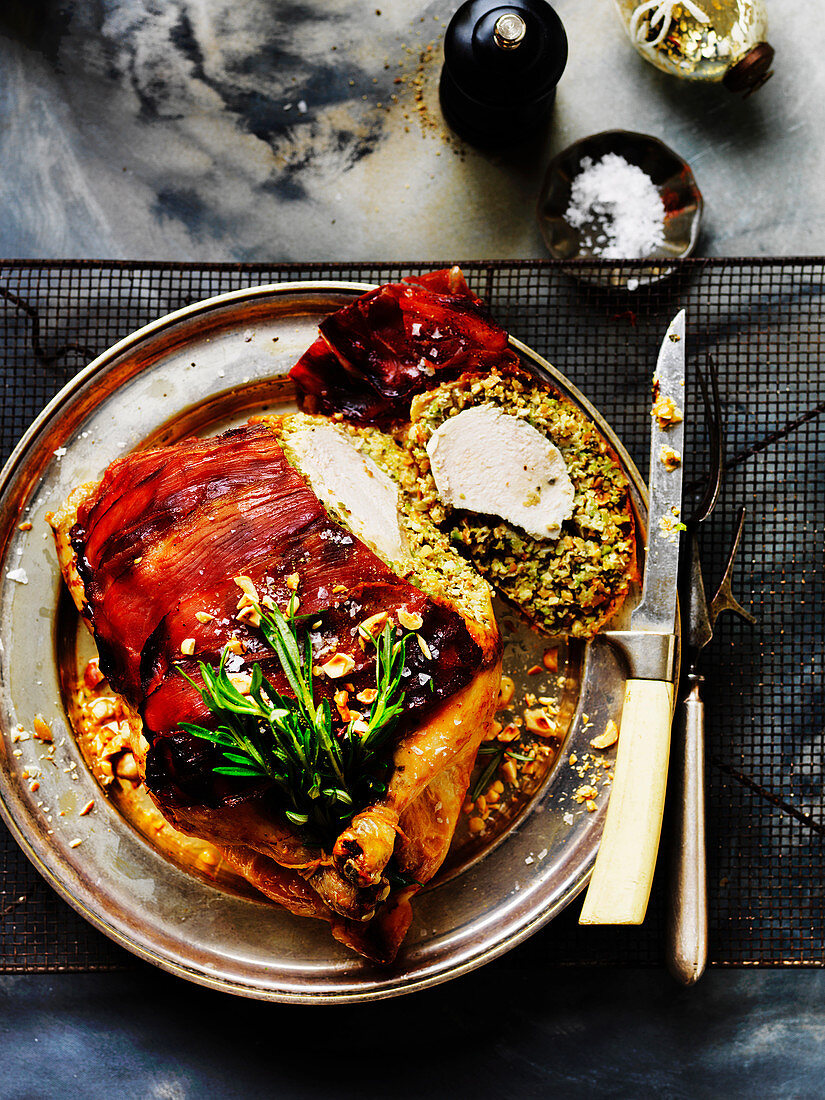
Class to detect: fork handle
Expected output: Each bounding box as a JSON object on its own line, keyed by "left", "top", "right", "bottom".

{"left": 666, "top": 677, "right": 708, "bottom": 985}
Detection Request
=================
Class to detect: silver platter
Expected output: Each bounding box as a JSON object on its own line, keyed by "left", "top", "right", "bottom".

{"left": 0, "top": 282, "right": 647, "bottom": 1002}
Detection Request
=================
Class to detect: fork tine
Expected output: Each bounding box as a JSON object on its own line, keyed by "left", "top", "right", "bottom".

{"left": 709, "top": 505, "right": 757, "bottom": 626}
{"left": 692, "top": 354, "right": 724, "bottom": 525}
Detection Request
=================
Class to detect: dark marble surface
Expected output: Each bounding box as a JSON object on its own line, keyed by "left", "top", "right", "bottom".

{"left": 0, "top": 0, "right": 818, "bottom": 261}
{"left": 3, "top": 967, "right": 825, "bottom": 1099}
{"left": 0, "top": 2, "right": 823, "bottom": 1094}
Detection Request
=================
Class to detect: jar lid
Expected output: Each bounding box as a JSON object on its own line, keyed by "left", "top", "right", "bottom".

{"left": 722, "top": 42, "right": 775, "bottom": 96}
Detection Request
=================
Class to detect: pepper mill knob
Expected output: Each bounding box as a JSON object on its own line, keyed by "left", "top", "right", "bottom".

{"left": 494, "top": 12, "right": 527, "bottom": 48}
{"left": 439, "top": 0, "right": 568, "bottom": 148}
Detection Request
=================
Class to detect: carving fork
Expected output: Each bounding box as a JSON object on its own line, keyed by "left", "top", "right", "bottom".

{"left": 667, "top": 355, "right": 756, "bottom": 985}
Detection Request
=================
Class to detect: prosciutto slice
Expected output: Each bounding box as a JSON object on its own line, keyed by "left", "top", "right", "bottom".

{"left": 289, "top": 267, "right": 519, "bottom": 426}
{"left": 70, "top": 423, "right": 482, "bottom": 795}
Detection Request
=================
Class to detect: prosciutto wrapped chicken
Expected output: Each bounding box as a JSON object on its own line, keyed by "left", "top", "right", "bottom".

{"left": 49, "top": 418, "right": 500, "bottom": 964}
{"left": 49, "top": 265, "right": 634, "bottom": 965}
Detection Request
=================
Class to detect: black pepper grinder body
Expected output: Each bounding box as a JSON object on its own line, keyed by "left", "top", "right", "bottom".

{"left": 440, "top": 0, "right": 568, "bottom": 148}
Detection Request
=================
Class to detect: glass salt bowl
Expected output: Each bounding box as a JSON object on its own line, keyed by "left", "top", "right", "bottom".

{"left": 536, "top": 130, "right": 703, "bottom": 289}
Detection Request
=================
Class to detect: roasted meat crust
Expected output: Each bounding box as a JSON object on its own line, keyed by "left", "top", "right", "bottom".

{"left": 49, "top": 420, "right": 500, "bottom": 963}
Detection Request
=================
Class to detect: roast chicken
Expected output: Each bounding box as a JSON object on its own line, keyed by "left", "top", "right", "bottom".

{"left": 50, "top": 266, "right": 634, "bottom": 963}
{"left": 49, "top": 418, "right": 501, "bottom": 963}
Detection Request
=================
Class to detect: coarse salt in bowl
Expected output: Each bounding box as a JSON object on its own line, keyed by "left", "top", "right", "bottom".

{"left": 536, "top": 130, "right": 703, "bottom": 288}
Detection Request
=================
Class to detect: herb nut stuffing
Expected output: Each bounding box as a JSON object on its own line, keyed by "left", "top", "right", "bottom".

{"left": 402, "top": 370, "right": 637, "bottom": 639}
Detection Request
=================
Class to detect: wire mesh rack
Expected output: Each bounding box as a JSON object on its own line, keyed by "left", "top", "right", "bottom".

{"left": 0, "top": 257, "right": 822, "bottom": 971}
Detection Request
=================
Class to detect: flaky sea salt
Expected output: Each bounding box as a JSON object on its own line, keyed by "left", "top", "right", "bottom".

{"left": 565, "top": 153, "right": 665, "bottom": 260}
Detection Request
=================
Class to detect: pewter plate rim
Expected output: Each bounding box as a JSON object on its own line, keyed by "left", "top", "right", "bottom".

{"left": 0, "top": 280, "right": 648, "bottom": 1003}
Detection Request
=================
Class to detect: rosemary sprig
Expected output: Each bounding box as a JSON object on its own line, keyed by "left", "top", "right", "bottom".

{"left": 470, "top": 743, "right": 531, "bottom": 803}
{"left": 180, "top": 602, "right": 410, "bottom": 843}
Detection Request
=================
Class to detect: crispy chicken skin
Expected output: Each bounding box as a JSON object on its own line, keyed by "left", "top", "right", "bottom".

{"left": 48, "top": 421, "right": 500, "bottom": 964}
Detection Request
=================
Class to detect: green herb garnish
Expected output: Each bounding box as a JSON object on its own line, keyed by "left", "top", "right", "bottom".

{"left": 470, "top": 743, "right": 531, "bottom": 803}
{"left": 180, "top": 603, "right": 410, "bottom": 844}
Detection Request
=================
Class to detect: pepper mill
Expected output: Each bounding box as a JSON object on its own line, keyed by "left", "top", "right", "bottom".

{"left": 439, "top": 0, "right": 568, "bottom": 147}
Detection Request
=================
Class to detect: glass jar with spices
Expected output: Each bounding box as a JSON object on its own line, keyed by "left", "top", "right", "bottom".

{"left": 613, "top": 0, "right": 774, "bottom": 93}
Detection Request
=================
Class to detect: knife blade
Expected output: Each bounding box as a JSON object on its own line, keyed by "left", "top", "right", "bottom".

{"left": 579, "top": 310, "right": 686, "bottom": 926}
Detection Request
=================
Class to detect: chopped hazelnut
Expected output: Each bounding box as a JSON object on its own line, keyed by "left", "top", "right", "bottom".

{"left": 542, "top": 648, "right": 559, "bottom": 672}
{"left": 660, "top": 445, "right": 682, "bottom": 471}
{"left": 233, "top": 575, "right": 259, "bottom": 601}
{"left": 228, "top": 672, "right": 253, "bottom": 696}
{"left": 574, "top": 784, "right": 598, "bottom": 803}
{"left": 590, "top": 719, "right": 619, "bottom": 750}
{"left": 33, "top": 715, "right": 53, "bottom": 742}
{"left": 496, "top": 675, "right": 515, "bottom": 709}
{"left": 236, "top": 604, "right": 262, "bottom": 628}
{"left": 500, "top": 758, "right": 518, "bottom": 784}
{"left": 334, "top": 690, "right": 352, "bottom": 722}
{"left": 397, "top": 607, "right": 423, "bottom": 631}
{"left": 321, "top": 652, "right": 357, "bottom": 679}
{"left": 524, "top": 708, "right": 555, "bottom": 737}
{"left": 358, "top": 611, "right": 389, "bottom": 639}
{"left": 652, "top": 393, "right": 683, "bottom": 430}
{"left": 483, "top": 719, "right": 502, "bottom": 742}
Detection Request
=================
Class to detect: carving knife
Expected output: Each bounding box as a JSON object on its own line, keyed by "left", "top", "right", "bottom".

{"left": 579, "top": 310, "right": 686, "bottom": 926}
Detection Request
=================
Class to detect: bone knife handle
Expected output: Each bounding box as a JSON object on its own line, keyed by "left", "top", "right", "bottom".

{"left": 579, "top": 678, "right": 673, "bottom": 925}
{"left": 666, "top": 679, "right": 708, "bottom": 985}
